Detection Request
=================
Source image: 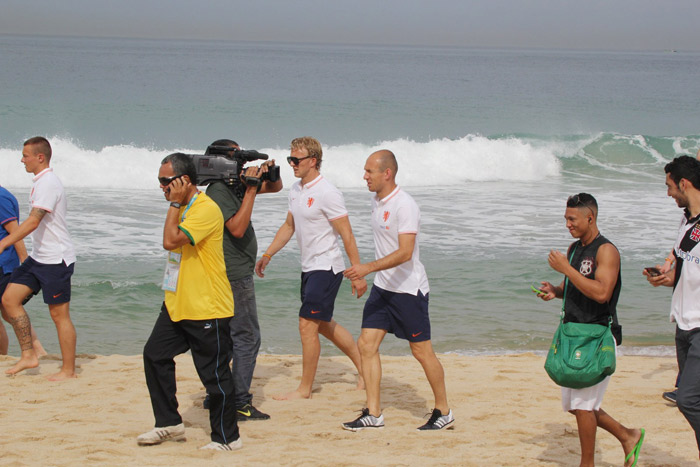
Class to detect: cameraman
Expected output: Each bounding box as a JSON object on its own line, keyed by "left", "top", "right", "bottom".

{"left": 203, "top": 139, "right": 283, "bottom": 420}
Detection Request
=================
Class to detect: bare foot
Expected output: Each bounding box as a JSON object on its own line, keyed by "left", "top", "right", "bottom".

{"left": 34, "top": 345, "right": 48, "bottom": 358}
{"left": 273, "top": 389, "right": 311, "bottom": 401}
{"left": 5, "top": 355, "right": 40, "bottom": 375}
{"left": 623, "top": 428, "right": 644, "bottom": 467}
{"left": 47, "top": 369, "right": 77, "bottom": 381}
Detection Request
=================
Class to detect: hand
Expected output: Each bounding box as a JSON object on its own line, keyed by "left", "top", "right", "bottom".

{"left": 351, "top": 278, "right": 367, "bottom": 298}
{"left": 344, "top": 264, "right": 371, "bottom": 281}
{"left": 659, "top": 260, "right": 674, "bottom": 274}
{"left": 547, "top": 250, "right": 569, "bottom": 274}
{"left": 643, "top": 266, "right": 674, "bottom": 287}
{"left": 536, "top": 281, "right": 557, "bottom": 301}
{"left": 167, "top": 177, "right": 191, "bottom": 204}
{"left": 255, "top": 255, "right": 270, "bottom": 278}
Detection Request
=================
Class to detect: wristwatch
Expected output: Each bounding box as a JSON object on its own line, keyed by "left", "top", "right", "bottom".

{"left": 170, "top": 202, "right": 182, "bottom": 209}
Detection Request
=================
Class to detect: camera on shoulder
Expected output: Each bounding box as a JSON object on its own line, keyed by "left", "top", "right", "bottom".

{"left": 186, "top": 144, "right": 281, "bottom": 195}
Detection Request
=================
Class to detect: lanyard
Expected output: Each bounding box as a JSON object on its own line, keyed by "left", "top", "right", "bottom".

{"left": 180, "top": 192, "right": 199, "bottom": 222}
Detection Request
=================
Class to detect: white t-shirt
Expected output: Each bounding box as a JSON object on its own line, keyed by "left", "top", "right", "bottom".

{"left": 371, "top": 186, "right": 429, "bottom": 295}
{"left": 29, "top": 168, "right": 76, "bottom": 265}
{"left": 288, "top": 175, "right": 347, "bottom": 273}
{"left": 671, "top": 212, "right": 700, "bottom": 330}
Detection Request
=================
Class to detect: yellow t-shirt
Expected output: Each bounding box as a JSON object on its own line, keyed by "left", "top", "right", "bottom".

{"left": 164, "top": 193, "right": 234, "bottom": 322}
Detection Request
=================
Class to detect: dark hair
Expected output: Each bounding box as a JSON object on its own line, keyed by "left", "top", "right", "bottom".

{"left": 161, "top": 153, "right": 197, "bottom": 185}
{"left": 665, "top": 155, "right": 700, "bottom": 190}
{"left": 566, "top": 192, "right": 598, "bottom": 214}
{"left": 206, "top": 139, "right": 239, "bottom": 157}
{"left": 24, "top": 136, "right": 52, "bottom": 161}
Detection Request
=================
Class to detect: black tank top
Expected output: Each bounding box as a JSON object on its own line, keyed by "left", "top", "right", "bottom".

{"left": 563, "top": 235, "right": 622, "bottom": 341}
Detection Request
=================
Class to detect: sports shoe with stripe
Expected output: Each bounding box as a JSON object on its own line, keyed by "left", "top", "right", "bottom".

{"left": 199, "top": 438, "right": 243, "bottom": 451}
{"left": 237, "top": 404, "right": 271, "bottom": 421}
{"left": 342, "top": 408, "right": 385, "bottom": 431}
{"left": 136, "top": 423, "right": 186, "bottom": 445}
{"left": 417, "top": 408, "right": 455, "bottom": 430}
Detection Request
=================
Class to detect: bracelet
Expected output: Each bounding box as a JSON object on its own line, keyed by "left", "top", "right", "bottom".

{"left": 170, "top": 202, "right": 182, "bottom": 209}
{"left": 665, "top": 255, "right": 675, "bottom": 263}
{"left": 262, "top": 253, "right": 272, "bottom": 260}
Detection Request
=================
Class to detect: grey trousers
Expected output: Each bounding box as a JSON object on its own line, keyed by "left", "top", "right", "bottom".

{"left": 229, "top": 275, "right": 262, "bottom": 408}
{"left": 676, "top": 325, "right": 700, "bottom": 450}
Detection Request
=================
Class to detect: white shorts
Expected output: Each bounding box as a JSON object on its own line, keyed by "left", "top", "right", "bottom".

{"left": 561, "top": 375, "right": 611, "bottom": 411}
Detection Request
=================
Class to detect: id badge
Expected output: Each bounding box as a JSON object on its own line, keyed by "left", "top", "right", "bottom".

{"left": 162, "top": 251, "right": 182, "bottom": 292}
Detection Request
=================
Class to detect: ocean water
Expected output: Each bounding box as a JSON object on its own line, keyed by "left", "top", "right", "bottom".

{"left": 1, "top": 35, "right": 699, "bottom": 356}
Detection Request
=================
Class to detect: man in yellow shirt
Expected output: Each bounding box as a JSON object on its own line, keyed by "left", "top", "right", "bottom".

{"left": 137, "top": 153, "right": 240, "bottom": 451}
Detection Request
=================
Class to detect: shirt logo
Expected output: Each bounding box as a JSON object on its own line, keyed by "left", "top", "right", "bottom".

{"left": 307, "top": 197, "right": 315, "bottom": 207}
{"left": 579, "top": 258, "right": 593, "bottom": 276}
{"left": 691, "top": 224, "right": 700, "bottom": 242}
{"left": 383, "top": 211, "right": 390, "bottom": 222}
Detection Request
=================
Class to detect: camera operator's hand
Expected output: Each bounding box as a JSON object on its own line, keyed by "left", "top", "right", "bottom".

{"left": 241, "top": 166, "right": 263, "bottom": 189}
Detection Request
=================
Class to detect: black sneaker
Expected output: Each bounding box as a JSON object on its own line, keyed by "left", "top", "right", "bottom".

{"left": 237, "top": 404, "right": 270, "bottom": 421}
{"left": 417, "top": 408, "right": 455, "bottom": 431}
{"left": 663, "top": 389, "right": 677, "bottom": 404}
{"left": 342, "top": 408, "right": 385, "bottom": 431}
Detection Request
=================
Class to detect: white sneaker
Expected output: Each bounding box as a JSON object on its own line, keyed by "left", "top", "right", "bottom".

{"left": 342, "top": 408, "right": 385, "bottom": 431}
{"left": 200, "top": 438, "right": 243, "bottom": 451}
{"left": 137, "top": 423, "right": 186, "bottom": 445}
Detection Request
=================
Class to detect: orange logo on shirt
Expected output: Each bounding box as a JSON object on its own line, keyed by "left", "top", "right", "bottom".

{"left": 383, "top": 211, "right": 390, "bottom": 222}
{"left": 307, "top": 197, "right": 315, "bottom": 207}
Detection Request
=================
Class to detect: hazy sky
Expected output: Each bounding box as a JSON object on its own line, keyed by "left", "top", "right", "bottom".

{"left": 2, "top": 0, "right": 699, "bottom": 51}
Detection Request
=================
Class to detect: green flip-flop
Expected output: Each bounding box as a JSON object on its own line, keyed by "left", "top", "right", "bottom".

{"left": 624, "top": 428, "right": 645, "bottom": 467}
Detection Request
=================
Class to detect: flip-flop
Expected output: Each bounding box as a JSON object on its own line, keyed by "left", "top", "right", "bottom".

{"left": 624, "top": 428, "right": 645, "bottom": 467}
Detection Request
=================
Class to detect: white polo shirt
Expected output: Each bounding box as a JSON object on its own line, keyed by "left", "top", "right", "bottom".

{"left": 288, "top": 175, "right": 347, "bottom": 273}
{"left": 371, "top": 186, "right": 429, "bottom": 296}
{"left": 670, "top": 212, "right": 700, "bottom": 330}
{"left": 29, "top": 168, "right": 76, "bottom": 265}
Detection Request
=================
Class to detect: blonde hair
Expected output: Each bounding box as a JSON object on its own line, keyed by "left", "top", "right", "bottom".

{"left": 290, "top": 136, "right": 323, "bottom": 170}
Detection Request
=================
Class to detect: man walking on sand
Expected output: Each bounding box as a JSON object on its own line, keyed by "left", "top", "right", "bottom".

{"left": 0, "top": 137, "right": 77, "bottom": 381}
{"left": 537, "top": 192, "right": 643, "bottom": 466}
{"left": 341, "top": 150, "right": 453, "bottom": 431}
{"left": 138, "top": 153, "right": 240, "bottom": 451}
{"left": 645, "top": 155, "right": 700, "bottom": 458}
{"left": 255, "top": 136, "right": 366, "bottom": 400}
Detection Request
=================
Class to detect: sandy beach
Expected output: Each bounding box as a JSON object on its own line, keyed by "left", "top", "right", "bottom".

{"left": 0, "top": 352, "right": 697, "bottom": 466}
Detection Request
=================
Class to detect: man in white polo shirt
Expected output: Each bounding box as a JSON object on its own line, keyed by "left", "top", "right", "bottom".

{"left": 342, "top": 149, "right": 453, "bottom": 431}
{"left": 0, "top": 137, "right": 77, "bottom": 380}
{"left": 255, "top": 136, "right": 366, "bottom": 400}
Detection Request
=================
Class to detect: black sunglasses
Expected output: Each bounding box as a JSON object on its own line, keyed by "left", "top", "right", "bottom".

{"left": 287, "top": 155, "right": 313, "bottom": 166}
{"left": 158, "top": 175, "right": 182, "bottom": 186}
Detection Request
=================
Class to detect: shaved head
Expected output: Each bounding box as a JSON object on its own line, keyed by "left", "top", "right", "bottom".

{"left": 369, "top": 149, "right": 398, "bottom": 176}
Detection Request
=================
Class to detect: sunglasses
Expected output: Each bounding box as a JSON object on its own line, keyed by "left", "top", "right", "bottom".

{"left": 158, "top": 175, "right": 182, "bottom": 186}
{"left": 287, "top": 155, "right": 313, "bottom": 166}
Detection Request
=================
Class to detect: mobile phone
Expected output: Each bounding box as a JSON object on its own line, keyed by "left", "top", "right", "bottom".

{"left": 645, "top": 267, "right": 661, "bottom": 277}
{"left": 530, "top": 283, "right": 545, "bottom": 295}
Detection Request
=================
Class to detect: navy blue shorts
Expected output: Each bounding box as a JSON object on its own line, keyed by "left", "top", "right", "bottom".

{"left": 362, "top": 285, "right": 431, "bottom": 342}
{"left": 299, "top": 269, "right": 343, "bottom": 322}
{"left": 9, "top": 257, "right": 74, "bottom": 305}
{"left": 0, "top": 272, "right": 38, "bottom": 306}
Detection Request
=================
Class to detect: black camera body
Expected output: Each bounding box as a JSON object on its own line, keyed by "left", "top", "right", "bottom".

{"left": 188, "top": 145, "right": 280, "bottom": 197}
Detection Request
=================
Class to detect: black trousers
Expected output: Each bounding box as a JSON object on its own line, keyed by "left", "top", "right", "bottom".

{"left": 143, "top": 304, "right": 239, "bottom": 444}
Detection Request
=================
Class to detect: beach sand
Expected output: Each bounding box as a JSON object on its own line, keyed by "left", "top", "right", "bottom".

{"left": 0, "top": 352, "right": 696, "bottom": 466}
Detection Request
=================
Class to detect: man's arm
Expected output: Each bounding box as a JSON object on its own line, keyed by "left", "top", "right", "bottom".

{"left": 548, "top": 243, "right": 620, "bottom": 303}
{"left": 255, "top": 212, "right": 295, "bottom": 278}
{"left": 3, "top": 220, "right": 28, "bottom": 262}
{"left": 332, "top": 216, "right": 367, "bottom": 298}
{"left": 224, "top": 163, "right": 284, "bottom": 238}
{"left": 0, "top": 208, "right": 44, "bottom": 254}
{"left": 344, "top": 232, "right": 416, "bottom": 281}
